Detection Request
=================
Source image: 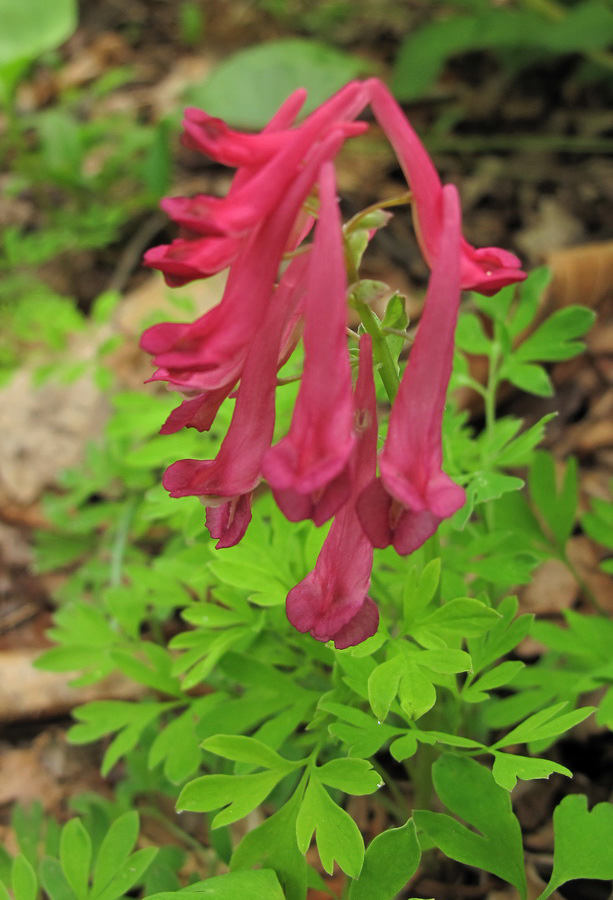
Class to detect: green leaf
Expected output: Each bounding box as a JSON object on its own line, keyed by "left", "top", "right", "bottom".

{"left": 417, "top": 649, "right": 472, "bottom": 675}
{"left": 501, "top": 359, "right": 553, "bottom": 397}
{"left": 492, "top": 752, "right": 572, "bottom": 791}
{"left": 0, "top": 0, "right": 77, "bottom": 67}
{"left": 148, "top": 868, "right": 285, "bottom": 900}
{"left": 296, "top": 777, "right": 364, "bottom": 879}
{"left": 202, "top": 735, "right": 298, "bottom": 772}
{"left": 91, "top": 811, "right": 138, "bottom": 896}
{"left": 398, "top": 660, "right": 437, "bottom": 721}
{"left": 463, "top": 661, "right": 524, "bottom": 702}
{"left": 491, "top": 702, "right": 595, "bottom": 750}
{"left": 11, "top": 856, "right": 37, "bottom": 900}
{"left": 60, "top": 819, "right": 91, "bottom": 900}
{"left": 414, "top": 755, "right": 527, "bottom": 899}
{"left": 529, "top": 452, "right": 578, "bottom": 548}
{"left": 538, "top": 794, "right": 613, "bottom": 899}
{"left": 368, "top": 655, "right": 403, "bottom": 721}
{"left": 187, "top": 39, "right": 367, "bottom": 129}
{"left": 515, "top": 306, "right": 595, "bottom": 363}
{"left": 93, "top": 848, "right": 157, "bottom": 900}
{"left": 455, "top": 312, "right": 492, "bottom": 355}
{"left": 231, "top": 790, "right": 307, "bottom": 900}
{"left": 468, "top": 596, "right": 533, "bottom": 674}
{"left": 317, "top": 759, "right": 381, "bottom": 796}
{"left": 39, "top": 858, "right": 77, "bottom": 900}
{"left": 415, "top": 597, "right": 500, "bottom": 640}
{"left": 349, "top": 818, "right": 421, "bottom": 900}
{"left": 178, "top": 771, "right": 287, "bottom": 828}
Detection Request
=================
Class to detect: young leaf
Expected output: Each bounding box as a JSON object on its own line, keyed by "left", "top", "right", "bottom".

{"left": 492, "top": 752, "right": 571, "bottom": 791}
{"left": 202, "top": 734, "right": 299, "bottom": 772}
{"left": 398, "top": 661, "right": 437, "bottom": 721}
{"left": 177, "top": 771, "right": 287, "bottom": 828}
{"left": 349, "top": 818, "right": 421, "bottom": 900}
{"left": 538, "top": 795, "right": 613, "bottom": 900}
{"left": 368, "top": 655, "right": 404, "bottom": 721}
{"left": 515, "top": 305, "right": 595, "bottom": 363}
{"left": 414, "top": 754, "right": 527, "bottom": 899}
{"left": 296, "top": 777, "right": 364, "bottom": 879}
{"left": 491, "top": 702, "right": 595, "bottom": 750}
{"left": 92, "top": 848, "right": 157, "bottom": 900}
{"left": 11, "top": 856, "right": 37, "bottom": 900}
{"left": 529, "top": 452, "right": 578, "bottom": 549}
{"left": 148, "top": 868, "right": 286, "bottom": 900}
{"left": 317, "top": 758, "right": 381, "bottom": 796}
{"left": 91, "top": 812, "right": 138, "bottom": 896}
{"left": 414, "top": 598, "right": 500, "bottom": 641}
{"left": 60, "top": 819, "right": 91, "bottom": 900}
{"left": 39, "top": 858, "right": 77, "bottom": 900}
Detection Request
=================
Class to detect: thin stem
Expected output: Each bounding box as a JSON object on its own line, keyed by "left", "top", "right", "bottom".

{"left": 345, "top": 190, "right": 413, "bottom": 232}
{"left": 351, "top": 295, "right": 400, "bottom": 403}
{"left": 109, "top": 496, "right": 139, "bottom": 587}
{"left": 562, "top": 552, "right": 607, "bottom": 616}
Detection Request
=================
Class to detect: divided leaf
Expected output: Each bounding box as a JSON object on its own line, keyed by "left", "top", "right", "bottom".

{"left": 414, "top": 755, "right": 527, "bottom": 899}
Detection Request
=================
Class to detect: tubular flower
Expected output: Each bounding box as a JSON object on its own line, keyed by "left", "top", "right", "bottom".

{"left": 357, "top": 184, "right": 466, "bottom": 555}
{"left": 366, "top": 79, "right": 526, "bottom": 296}
{"left": 286, "top": 335, "right": 379, "bottom": 649}
{"left": 141, "top": 79, "right": 527, "bottom": 646}
{"left": 160, "top": 252, "right": 294, "bottom": 549}
{"left": 144, "top": 84, "right": 369, "bottom": 286}
{"left": 263, "top": 163, "right": 355, "bottom": 525}
{"left": 140, "top": 129, "right": 347, "bottom": 397}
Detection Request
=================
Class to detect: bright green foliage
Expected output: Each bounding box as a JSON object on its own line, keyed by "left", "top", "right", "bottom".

{"left": 415, "top": 755, "right": 528, "bottom": 899}
{"left": 23, "top": 231, "right": 607, "bottom": 900}
{"left": 348, "top": 818, "right": 420, "bottom": 900}
{"left": 0, "top": 811, "right": 160, "bottom": 900}
{"left": 148, "top": 869, "right": 286, "bottom": 900}
{"left": 538, "top": 795, "right": 613, "bottom": 899}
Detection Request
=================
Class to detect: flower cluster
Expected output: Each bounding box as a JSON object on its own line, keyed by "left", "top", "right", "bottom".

{"left": 140, "top": 79, "right": 525, "bottom": 648}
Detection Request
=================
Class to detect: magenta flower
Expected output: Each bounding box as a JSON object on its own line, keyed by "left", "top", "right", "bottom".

{"left": 357, "top": 184, "right": 466, "bottom": 555}
{"left": 367, "top": 79, "right": 525, "bottom": 296}
{"left": 161, "top": 261, "right": 292, "bottom": 548}
{"left": 263, "top": 163, "right": 355, "bottom": 525}
{"left": 144, "top": 85, "right": 369, "bottom": 286}
{"left": 286, "top": 336, "right": 379, "bottom": 649}
{"left": 180, "top": 88, "right": 308, "bottom": 167}
{"left": 141, "top": 130, "right": 347, "bottom": 398}
{"left": 157, "top": 253, "right": 310, "bottom": 435}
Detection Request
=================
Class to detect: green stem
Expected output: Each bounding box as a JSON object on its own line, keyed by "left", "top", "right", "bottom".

{"left": 352, "top": 296, "right": 400, "bottom": 403}
{"left": 109, "top": 495, "right": 138, "bottom": 587}
{"left": 563, "top": 552, "right": 607, "bottom": 616}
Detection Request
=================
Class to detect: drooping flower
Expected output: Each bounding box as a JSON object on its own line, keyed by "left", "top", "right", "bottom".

{"left": 157, "top": 253, "right": 310, "bottom": 435}
{"left": 263, "top": 163, "right": 355, "bottom": 525}
{"left": 367, "top": 79, "right": 526, "bottom": 296}
{"left": 286, "top": 335, "right": 379, "bottom": 649}
{"left": 144, "top": 84, "right": 369, "bottom": 286}
{"left": 141, "top": 129, "right": 348, "bottom": 399}
{"left": 357, "top": 184, "right": 466, "bottom": 555}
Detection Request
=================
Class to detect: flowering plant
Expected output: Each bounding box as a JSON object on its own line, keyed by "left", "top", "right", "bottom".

{"left": 140, "top": 78, "right": 525, "bottom": 648}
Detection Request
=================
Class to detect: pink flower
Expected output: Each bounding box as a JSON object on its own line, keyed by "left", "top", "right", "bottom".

{"left": 161, "top": 268, "right": 289, "bottom": 548}
{"left": 144, "top": 85, "right": 369, "bottom": 286}
{"left": 141, "top": 130, "right": 347, "bottom": 397}
{"left": 286, "top": 335, "right": 379, "bottom": 649}
{"left": 357, "top": 184, "right": 466, "bottom": 555}
{"left": 181, "top": 89, "right": 309, "bottom": 167}
{"left": 367, "top": 79, "right": 525, "bottom": 296}
{"left": 263, "top": 163, "right": 355, "bottom": 525}
{"left": 157, "top": 253, "right": 309, "bottom": 435}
